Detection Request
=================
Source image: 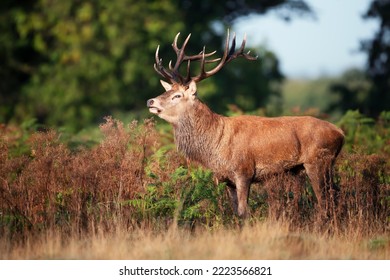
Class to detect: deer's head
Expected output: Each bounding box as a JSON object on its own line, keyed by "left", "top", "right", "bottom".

{"left": 147, "top": 80, "right": 198, "bottom": 123}
{"left": 147, "top": 31, "right": 257, "bottom": 124}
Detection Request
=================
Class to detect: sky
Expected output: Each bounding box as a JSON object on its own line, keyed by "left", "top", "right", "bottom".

{"left": 234, "top": 0, "right": 378, "bottom": 79}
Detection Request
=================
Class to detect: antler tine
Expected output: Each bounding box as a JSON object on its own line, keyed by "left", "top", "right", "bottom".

{"left": 185, "top": 60, "right": 191, "bottom": 82}
{"left": 221, "top": 29, "right": 231, "bottom": 62}
{"left": 185, "top": 49, "right": 218, "bottom": 61}
{"left": 192, "top": 29, "right": 231, "bottom": 82}
{"left": 154, "top": 45, "right": 176, "bottom": 83}
{"left": 227, "top": 33, "right": 257, "bottom": 62}
{"left": 172, "top": 33, "right": 191, "bottom": 72}
{"left": 228, "top": 32, "right": 236, "bottom": 57}
{"left": 192, "top": 30, "right": 258, "bottom": 83}
{"left": 153, "top": 29, "right": 257, "bottom": 85}
{"left": 199, "top": 47, "right": 207, "bottom": 78}
{"left": 241, "top": 34, "right": 258, "bottom": 61}
{"left": 173, "top": 32, "right": 219, "bottom": 61}
{"left": 166, "top": 32, "right": 218, "bottom": 83}
{"left": 172, "top": 32, "right": 181, "bottom": 53}
{"left": 244, "top": 50, "right": 258, "bottom": 60}
{"left": 240, "top": 34, "right": 258, "bottom": 61}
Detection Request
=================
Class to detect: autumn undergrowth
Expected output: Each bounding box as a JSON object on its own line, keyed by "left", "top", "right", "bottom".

{"left": 0, "top": 112, "right": 389, "bottom": 259}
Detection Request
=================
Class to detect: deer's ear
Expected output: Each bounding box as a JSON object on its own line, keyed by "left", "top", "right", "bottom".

{"left": 186, "top": 80, "right": 197, "bottom": 98}
{"left": 160, "top": 80, "right": 172, "bottom": 91}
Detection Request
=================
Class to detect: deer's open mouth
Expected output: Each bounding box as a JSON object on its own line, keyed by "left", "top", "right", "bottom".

{"left": 148, "top": 107, "right": 162, "bottom": 114}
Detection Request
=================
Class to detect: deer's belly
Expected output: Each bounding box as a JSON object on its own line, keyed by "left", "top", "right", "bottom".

{"left": 254, "top": 161, "right": 303, "bottom": 179}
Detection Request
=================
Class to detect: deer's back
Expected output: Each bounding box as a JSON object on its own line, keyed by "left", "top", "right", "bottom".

{"left": 215, "top": 115, "right": 344, "bottom": 178}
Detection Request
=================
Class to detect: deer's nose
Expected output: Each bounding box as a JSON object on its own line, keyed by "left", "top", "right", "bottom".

{"left": 147, "top": 99, "right": 154, "bottom": 107}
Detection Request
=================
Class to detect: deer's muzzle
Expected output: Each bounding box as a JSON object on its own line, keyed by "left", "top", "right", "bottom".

{"left": 147, "top": 98, "right": 162, "bottom": 114}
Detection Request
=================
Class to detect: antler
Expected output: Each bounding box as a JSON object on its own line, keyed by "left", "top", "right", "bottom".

{"left": 154, "top": 33, "right": 218, "bottom": 84}
{"left": 154, "top": 30, "right": 257, "bottom": 85}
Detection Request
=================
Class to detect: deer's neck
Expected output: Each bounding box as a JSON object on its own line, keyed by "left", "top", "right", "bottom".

{"left": 173, "top": 100, "right": 224, "bottom": 166}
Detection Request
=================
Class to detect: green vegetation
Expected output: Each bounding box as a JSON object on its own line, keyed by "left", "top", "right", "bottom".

{"left": 0, "top": 112, "right": 389, "bottom": 240}
{"left": 282, "top": 77, "right": 336, "bottom": 116}
{"left": 1, "top": 0, "right": 310, "bottom": 131}
{"left": 1, "top": 0, "right": 389, "bottom": 259}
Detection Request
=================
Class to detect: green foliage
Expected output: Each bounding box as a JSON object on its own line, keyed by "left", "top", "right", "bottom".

{"left": 282, "top": 68, "right": 376, "bottom": 120}
{"left": 127, "top": 162, "right": 231, "bottom": 229}
{"left": 0, "top": 0, "right": 309, "bottom": 131}
{"left": 0, "top": 118, "right": 41, "bottom": 158}
{"left": 337, "top": 110, "right": 390, "bottom": 154}
{"left": 180, "top": 168, "right": 227, "bottom": 226}
{"left": 328, "top": 68, "right": 372, "bottom": 116}
{"left": 9, "top": 0, "right": 183, "bottom": 131}
{"left": 210, "top": 47, "right": 284, "bottom": 115}
{"left": 282, "top": 77, "right": 336, "bottom": 116}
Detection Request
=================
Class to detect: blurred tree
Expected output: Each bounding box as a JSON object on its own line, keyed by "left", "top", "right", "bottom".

{"left": 283, "top": 77, "right": 337, "bottom": 116}
{"left": 329, "top": 1, "right": 390, "bottom": 117}
{"left": 0, "top": 0, "right": 36, "bottom": 123}
{"left": 208, "top": 47, "right": 283, "bottom": 114}
{"left": 8, "top": 0, "right": 183, "bottom": 130}
{"left": 360, "top": 0, "right": 390, "bottom": 116}
{"left": 0, "top": 0, "right": 312, "bottom": 131}
{"left": 328, "top": 68, "right": 371, "bottom": 115}
{"left": 163, "top": 0, "right": 311, "bottom": 114}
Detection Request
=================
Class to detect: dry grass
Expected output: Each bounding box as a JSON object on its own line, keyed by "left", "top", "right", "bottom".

{"left": 1, "top": 221, "right": 389, "bottom": 260}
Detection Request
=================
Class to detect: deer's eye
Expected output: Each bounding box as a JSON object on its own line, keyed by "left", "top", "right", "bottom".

{"left": 172, "top": 94, "right": 182, "bottom": 100}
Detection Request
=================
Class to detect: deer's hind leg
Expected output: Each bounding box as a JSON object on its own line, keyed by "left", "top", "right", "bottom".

{"left": 304, "top": 156, "right": 338, "bottom": 216}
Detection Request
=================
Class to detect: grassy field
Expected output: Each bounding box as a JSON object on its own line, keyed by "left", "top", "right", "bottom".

{"left": 1, "top": 222, "right": 389, "bottom": 260}
{"left": 0, "top": 115, "right": 389, "bottom": 259}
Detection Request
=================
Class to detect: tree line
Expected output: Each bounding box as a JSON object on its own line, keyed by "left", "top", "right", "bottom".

{"left": 0, "top": 0, "right": 388, "bottom": 132}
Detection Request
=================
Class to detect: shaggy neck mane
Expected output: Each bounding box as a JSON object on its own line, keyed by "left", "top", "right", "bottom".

{"left": 173, "top": 99, "right": 223, "bottom": 165}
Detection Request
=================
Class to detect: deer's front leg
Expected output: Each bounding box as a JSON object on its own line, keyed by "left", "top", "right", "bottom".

{"left": 226, "top": 184, "right": 238, "bottom": 214}
{"left": 234, "top": 176, "right": 251, "bottom": 218}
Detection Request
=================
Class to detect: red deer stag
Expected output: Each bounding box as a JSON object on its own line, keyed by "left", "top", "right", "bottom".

{"left": 147, "top": 31, "right": 344, "bottom": 218}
